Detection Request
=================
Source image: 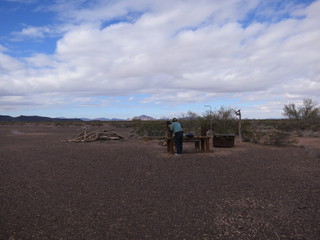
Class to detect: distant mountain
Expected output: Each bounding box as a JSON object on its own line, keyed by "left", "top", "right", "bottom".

{"left": 131, "top": 115, "right": 155, "bottom": 121}
{"left": 81, "top": 118, "right": 125, "bottom": 121}
{"left": 0, "top": 114, "right": 155, "bottom": 122}
{"left": 0, "top": 115, "right": 13, "bottom": 122}
{"left": 0, "top": 115, "right": 82, "bottom": 122}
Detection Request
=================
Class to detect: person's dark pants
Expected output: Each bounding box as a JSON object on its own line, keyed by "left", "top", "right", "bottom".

{"left": 174, "top": 131, "right": 183, "bottom": 154}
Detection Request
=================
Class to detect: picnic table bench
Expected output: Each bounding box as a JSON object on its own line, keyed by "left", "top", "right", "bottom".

{"left": 166, "top": 136, "right": 211, "bottom": 154}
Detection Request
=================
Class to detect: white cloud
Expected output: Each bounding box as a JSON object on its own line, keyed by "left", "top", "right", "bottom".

{"left": 12, "top": 26, "right": 53, "bottom": 39}
{"left": 1, "top": 0, "right": 320, "bottom": 118}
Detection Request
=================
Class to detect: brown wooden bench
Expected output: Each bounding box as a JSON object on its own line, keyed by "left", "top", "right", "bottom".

{"left": 166, "top": 136, "right": 211, "bottom": 154}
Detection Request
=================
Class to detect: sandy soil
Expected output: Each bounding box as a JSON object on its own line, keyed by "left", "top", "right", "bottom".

{"left": 0, "top": 123, "right": 319, "bottom": 240}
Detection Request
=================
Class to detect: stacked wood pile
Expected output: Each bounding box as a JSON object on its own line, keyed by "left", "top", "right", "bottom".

{"left": 68, "top": 130, "right": 124, "bottom": 142}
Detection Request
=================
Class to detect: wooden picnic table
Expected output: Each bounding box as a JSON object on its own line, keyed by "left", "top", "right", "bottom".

{"left": 166, "top": 136, "right": 211, "bottom": 154}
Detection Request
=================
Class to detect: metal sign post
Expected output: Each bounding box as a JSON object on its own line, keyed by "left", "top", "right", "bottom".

{"left": 235, "top": 109, "right": 242, "bottom": 142}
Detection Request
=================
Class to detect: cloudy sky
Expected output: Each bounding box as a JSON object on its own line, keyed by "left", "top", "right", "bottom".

{"left": 0, "top": 0, "right": 319, "bottom": 119}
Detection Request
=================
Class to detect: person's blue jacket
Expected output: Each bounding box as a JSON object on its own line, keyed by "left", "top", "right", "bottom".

{"left": 170, "top": 121, "right": 183, "bottom": 134}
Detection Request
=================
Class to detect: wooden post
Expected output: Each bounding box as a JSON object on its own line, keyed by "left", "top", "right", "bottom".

{"left": 205, "top": 138, "right": 210, "bottom": 152}
{"left": 166, "top": 121, "right": 174, "bottom": 154}
{"left": 167, "top": 139, "right": 174, "bottom": 153}
{"left": 195, "top": 141, "right": 200, "bottom": 151}
{"left": 200, "top": 125, "right": 207, "bottom": 151}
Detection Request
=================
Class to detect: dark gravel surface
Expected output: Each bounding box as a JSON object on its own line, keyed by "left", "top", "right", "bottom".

{"left": 1, "top": 124, "right": 320, "bottom": 240}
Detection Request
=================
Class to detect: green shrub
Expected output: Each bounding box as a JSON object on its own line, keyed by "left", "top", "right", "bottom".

{"left": 133, "top": 121, "right": 166, "bottom": 137}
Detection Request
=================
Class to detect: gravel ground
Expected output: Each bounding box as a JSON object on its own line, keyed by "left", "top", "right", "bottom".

{"left": 0, "top": 124, "right": 320, "bottom": 240}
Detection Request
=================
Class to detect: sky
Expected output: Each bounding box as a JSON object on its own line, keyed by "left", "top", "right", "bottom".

{"left": 0, "top": 0, "right": 319, "bottom": 120}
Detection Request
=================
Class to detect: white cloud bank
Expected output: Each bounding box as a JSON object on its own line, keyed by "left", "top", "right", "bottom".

{"left": 0, "top": 0, "right": 319, "bottom": 118}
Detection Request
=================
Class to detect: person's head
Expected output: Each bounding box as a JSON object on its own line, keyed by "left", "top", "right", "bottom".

{"left": 172, "top": 117, "right": 177, "bottom": 122}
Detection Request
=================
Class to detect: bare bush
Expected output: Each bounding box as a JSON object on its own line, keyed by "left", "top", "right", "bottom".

{"left": 263, "top": 130, "right": 297, "bottom": 146}
{"left": 132, "top": 120, "right": 165, "bottom": 137}
{"left": 283, "top": 98, "right": 320, "bottom": 131}
{"left": 243, "top": 123, "right": 297, "bottom": 146}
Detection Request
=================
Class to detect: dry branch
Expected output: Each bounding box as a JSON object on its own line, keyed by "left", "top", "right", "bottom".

{"left": 68, "top": 130, "right": 124, "bottom": 142}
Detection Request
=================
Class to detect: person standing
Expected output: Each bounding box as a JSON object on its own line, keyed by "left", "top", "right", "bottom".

{"left": 170, "top": 118, "right": 183, "bottom": 154}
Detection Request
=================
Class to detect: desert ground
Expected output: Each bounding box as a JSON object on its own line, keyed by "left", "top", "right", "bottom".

{"left": 0, "top": 123, "right": 319, "bottom": 240}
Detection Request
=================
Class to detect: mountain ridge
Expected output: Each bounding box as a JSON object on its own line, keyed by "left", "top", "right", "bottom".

{"left": 0, "top": 114, "right": 156, "bottom": 122}
{"left": 0, "top": 115, "right": 82, "bottom": 122}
